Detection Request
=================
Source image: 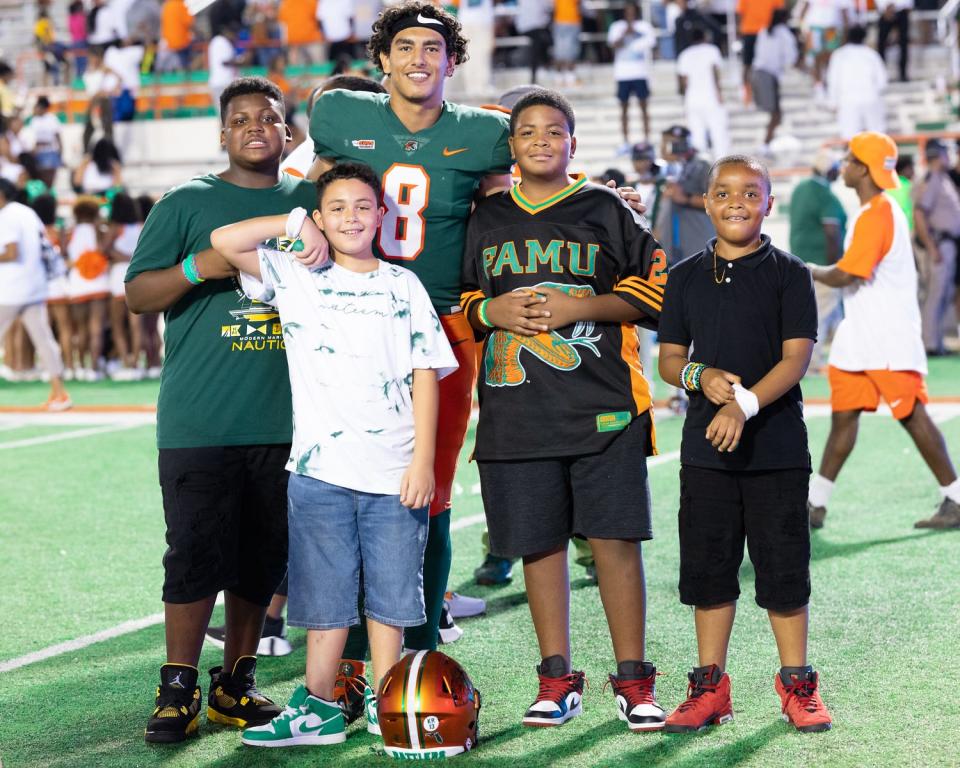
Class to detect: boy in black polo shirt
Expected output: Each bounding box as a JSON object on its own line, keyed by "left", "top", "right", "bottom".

{"left": 657, "top": 155, "right": 833, "bottom": 734}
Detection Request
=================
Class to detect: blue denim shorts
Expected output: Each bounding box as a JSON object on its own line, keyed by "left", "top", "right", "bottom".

{"left": 286, "top": 473, "right": 429, "bottom": 630}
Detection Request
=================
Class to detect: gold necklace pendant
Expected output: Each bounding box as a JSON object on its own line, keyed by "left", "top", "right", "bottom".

{"left": 713, "top": 249, "right": 727, "bottom": 285}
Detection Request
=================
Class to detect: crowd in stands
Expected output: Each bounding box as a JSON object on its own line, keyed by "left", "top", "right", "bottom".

{"left": 1, "top": 0, "right": 957, "bottom": 402}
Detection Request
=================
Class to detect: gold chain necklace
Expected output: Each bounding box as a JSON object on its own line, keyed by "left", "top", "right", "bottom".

{"left": 713, "top": 247, "right": 728, "bottom": 285}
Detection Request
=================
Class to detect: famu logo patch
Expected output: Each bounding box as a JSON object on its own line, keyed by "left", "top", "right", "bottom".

{"left": 596, "top": 411, "right": 630, "bottom": 432}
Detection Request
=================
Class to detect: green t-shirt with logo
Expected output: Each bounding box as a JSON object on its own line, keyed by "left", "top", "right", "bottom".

{"left": 126, "top": 173, "right": 317, "bottom": 449}
{"left": 789, "top": 176, "right": 847, "bottom": 266}
{"left": 310, "top": 89, "right": 512, "bottom": 312}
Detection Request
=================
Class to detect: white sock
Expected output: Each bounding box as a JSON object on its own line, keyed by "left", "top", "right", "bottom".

{"left": 941, "top": 478, "right": 960, "bottom": 504}
{"left": 809, "top": 474, "right": 835, "bottom": 508}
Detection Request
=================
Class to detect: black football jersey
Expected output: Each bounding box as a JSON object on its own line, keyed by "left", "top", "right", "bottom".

{"left": 461, "top": 177, "right": 668, "bottom": 460}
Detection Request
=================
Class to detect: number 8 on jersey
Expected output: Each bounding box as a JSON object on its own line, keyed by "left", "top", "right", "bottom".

{"left": 380, "top": 164, "right": 430, "bottom": 260}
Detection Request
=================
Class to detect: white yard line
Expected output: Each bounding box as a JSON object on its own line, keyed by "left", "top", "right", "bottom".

{"left": 0, "top": 595, "right": 224, "bottom": 675}
{"left": 0, "top": 613, "right": 166, "bottom": 674}
{"left": 0, "top": 423, "right": 146, "bottom": 450}
{"left": 3, "top": 403, "right": 956, "bottom": 675}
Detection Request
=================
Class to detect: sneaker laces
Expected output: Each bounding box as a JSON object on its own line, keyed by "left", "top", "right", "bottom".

{"left": 783, "top": 678, "right": 826, "bottom": 715}
{"left": 155, "top": 685, "right": 195, "bottom": 713}
{"left": 676, "top": 680, "right": 716, "bottom": 712}
{"left": 605, "top": 672, "right": 660, "bottom": 704}
{"left": 536, "top": 672, "right": 586, "bottom": 703}
{"left": 337, "top": 673, "right": 366, "bottom": 700}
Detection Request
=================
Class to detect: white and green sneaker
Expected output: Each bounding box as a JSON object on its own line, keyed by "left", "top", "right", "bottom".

{"left": 364, "top": 684, "right": 381, "bottom": 735}
{"left": 241, "top": 685, "right": 345, "bottom": 747}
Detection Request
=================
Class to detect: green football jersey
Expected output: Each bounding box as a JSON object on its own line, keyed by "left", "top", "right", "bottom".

{"left": 310, "top": 89, "right": 512, "bottom": 312}
{"left": 126, "top": 173, "right": 317, "bottom": 449}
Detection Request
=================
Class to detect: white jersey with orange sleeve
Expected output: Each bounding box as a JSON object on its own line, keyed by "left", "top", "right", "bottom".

{"left": 829, "top": 192, "right": 927, "bottom": 373}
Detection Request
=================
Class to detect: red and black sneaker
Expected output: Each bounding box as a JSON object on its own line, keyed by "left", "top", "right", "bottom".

{"left": 333, "top": 658, "right": 368, "bottom": 725}
{"left": 522, "top": 655, "right": 586, "bottom": 727}
{"left": 775, "top": 667, "right": 832, "bottom": 733}
{"left": 664, "top": 664, "right": 734, "bottom": 733}
{"left": 608, "top": 662, "right": 666, "bottom": 732}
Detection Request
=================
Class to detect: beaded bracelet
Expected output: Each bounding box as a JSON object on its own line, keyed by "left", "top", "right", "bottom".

{"left": 477, "top": 299, "right": 494, "bottom": 329}
{"left": 181, "top": 253, "right": 205, "bottom": 285}
{"left": 680, "top": 361, "right": 707, "bottom": 392}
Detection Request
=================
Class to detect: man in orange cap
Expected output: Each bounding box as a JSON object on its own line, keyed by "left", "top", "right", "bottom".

{"left": 805, "top": 131, "right": 960, "bottom": 530}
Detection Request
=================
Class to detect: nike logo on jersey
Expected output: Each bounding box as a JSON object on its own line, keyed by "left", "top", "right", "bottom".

{"left": 443, "top": 147, "right": 469, "bottom": 157}
{"left": 890, "top": 399, "right": 903, "bottom": 409}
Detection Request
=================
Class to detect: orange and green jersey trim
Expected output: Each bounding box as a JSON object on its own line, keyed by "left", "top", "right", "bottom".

{"left": 510, "top": 174, "right": 588, "bottom": 215}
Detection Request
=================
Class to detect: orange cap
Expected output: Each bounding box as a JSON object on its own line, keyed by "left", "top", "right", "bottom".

{"left": 849, "top": 132, "right": 900, "bottom": 190}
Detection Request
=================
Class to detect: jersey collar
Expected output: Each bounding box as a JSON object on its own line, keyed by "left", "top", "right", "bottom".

{"left": 511, "top": 174, "right": 588, "bottom": 215}
{"left": 702, "top": 234, "right": 773, "bottom": 269}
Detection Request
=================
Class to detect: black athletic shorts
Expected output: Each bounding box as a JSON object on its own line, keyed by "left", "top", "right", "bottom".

{"left": 477, "top": 412, "right": 654, "bottom": 559}
{"left": 159, "top": 444, "right": 290, "bottom": 605}
{"left": 617, "top": 78, "right": 650, "bottom": 103}
{"left": 678, "top": 465, "right": 811, "bottom": 612}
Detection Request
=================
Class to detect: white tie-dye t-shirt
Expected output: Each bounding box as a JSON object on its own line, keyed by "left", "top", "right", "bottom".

{"left": 246, "top": 247, "right": 458, "bottom": 494}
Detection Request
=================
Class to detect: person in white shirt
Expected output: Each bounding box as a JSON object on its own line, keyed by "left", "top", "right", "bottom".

{"left": 81, "top": 46, "right": 121, "bottom": 150}
{"left": 211, "top": 163, "right": 457, "bottom": 747}
{"left": 515, "top": 0, "right": 554, "bottom": 83}
{"left": 23, "top": 96, "right": 62, "bottom": 188}
{"left": 104, "top": 39, "right": 145, "bottom": 121}
{"left": 0, "top": 178, "right": 71, "bottom": 410}
{"left": 807, "top": 130, "right": 960, "bottom": 531}
{"left": 751, "top": 9, "right": 798, "bottom": 153}
{"left": 454, "top": 0, "right": 495, "bottom": 95}
{"left": 797, "top": 0, "right": 851, "bottom": 97}
{"left": 607, "top": 2, "right": 657, "bottom": 152}
{"left": 876, "top": 0, "right": 911, "bottom": 82}
{"left": 676, "top": 27, "right": 729, "bottom": 158}
{"left": 826, "top": 25, "right": 887, "bottom": 140}
{"left": 208, "top": 25, "right": 244, "bottom": 113}
{"left": 317, "top": 0, "right": 357, "bottom": 69}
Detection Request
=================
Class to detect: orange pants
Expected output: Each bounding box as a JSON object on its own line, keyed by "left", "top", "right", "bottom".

{"left": 827, "top": 366, "right": 928, "bottom": 421}
{"left": 431, "top": 312, "right": 478, "bottom": 515}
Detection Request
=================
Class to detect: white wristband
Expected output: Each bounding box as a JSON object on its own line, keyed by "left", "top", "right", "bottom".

{"left": 285, "top": 207, "right": 308, "bottom": 240}
{"left": 732, "top": 383, "right": 759, "bottom": 420}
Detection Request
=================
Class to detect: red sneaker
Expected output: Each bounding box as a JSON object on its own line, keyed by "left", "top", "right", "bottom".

{"left": 608, "top": 663, "right": 666, "bottom": 732}
{"left": 664, "top": 664, "right": 733, "bottom": 733}
{"left": 775, "top": 669, "right": 832, "bottom": 733}
{"left": 522, "top": 659, "right": 585, "bottom": 727}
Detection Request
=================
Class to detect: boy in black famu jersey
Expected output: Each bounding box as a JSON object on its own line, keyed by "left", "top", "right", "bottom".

{"left": 656, "top": 155, "right": 833, "bottom": 734}
{"left": 461, "top": 89, "right": 669, "bottom": 733}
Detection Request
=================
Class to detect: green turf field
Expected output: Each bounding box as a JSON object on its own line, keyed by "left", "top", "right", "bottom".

{"left": 2, "top": 363, "right": 960, "bottom": 767}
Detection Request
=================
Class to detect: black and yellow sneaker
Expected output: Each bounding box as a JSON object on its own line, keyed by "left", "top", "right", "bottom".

{"left": 207, "top": 655, "right": 281, "bottom": 728}
{"left": 144, "top": 663, "right": 202, "bottom": 744}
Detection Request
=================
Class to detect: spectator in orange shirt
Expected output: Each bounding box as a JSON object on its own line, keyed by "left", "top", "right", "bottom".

{"left": 553, "top": 0, "right": 582, "bottom": 85}
{"left": 737, "top": 0, "right": 784, "bottom": 101}
{"left": 278, "top": 0, "right": 322, "bottom": 64}
{"left": 160, "top": 0, "right": 194, "bottom": 71}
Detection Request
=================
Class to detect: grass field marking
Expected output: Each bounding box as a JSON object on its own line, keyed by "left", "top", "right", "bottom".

{"left": 0, "top": 411, "right": 156, "bottom": 427}
{"left": 0, "top": 595, "right": 226, "bottom": 675}
{"left": 0, "top": 421, "right": 26, "bottom": 432}
{"left": 451, "top": 513, "right": 487, "bottom": 531}
{"left": 0, "top": 612, "right": 165, "bottom": 674}
{"left": 0, "top": 423, "right": 146, "bottom": 450}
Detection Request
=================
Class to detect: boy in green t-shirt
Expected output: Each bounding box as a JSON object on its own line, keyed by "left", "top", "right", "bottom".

{"left": 126, "top": 77, "right": 325, "bottom": 744}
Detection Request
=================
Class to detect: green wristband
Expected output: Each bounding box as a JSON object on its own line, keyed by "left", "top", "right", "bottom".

{"left": 181, "top": 253, "right": 205, "bottom": 285}
{"left": 477, "top": 299, "right": 494, "bottom": 329}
